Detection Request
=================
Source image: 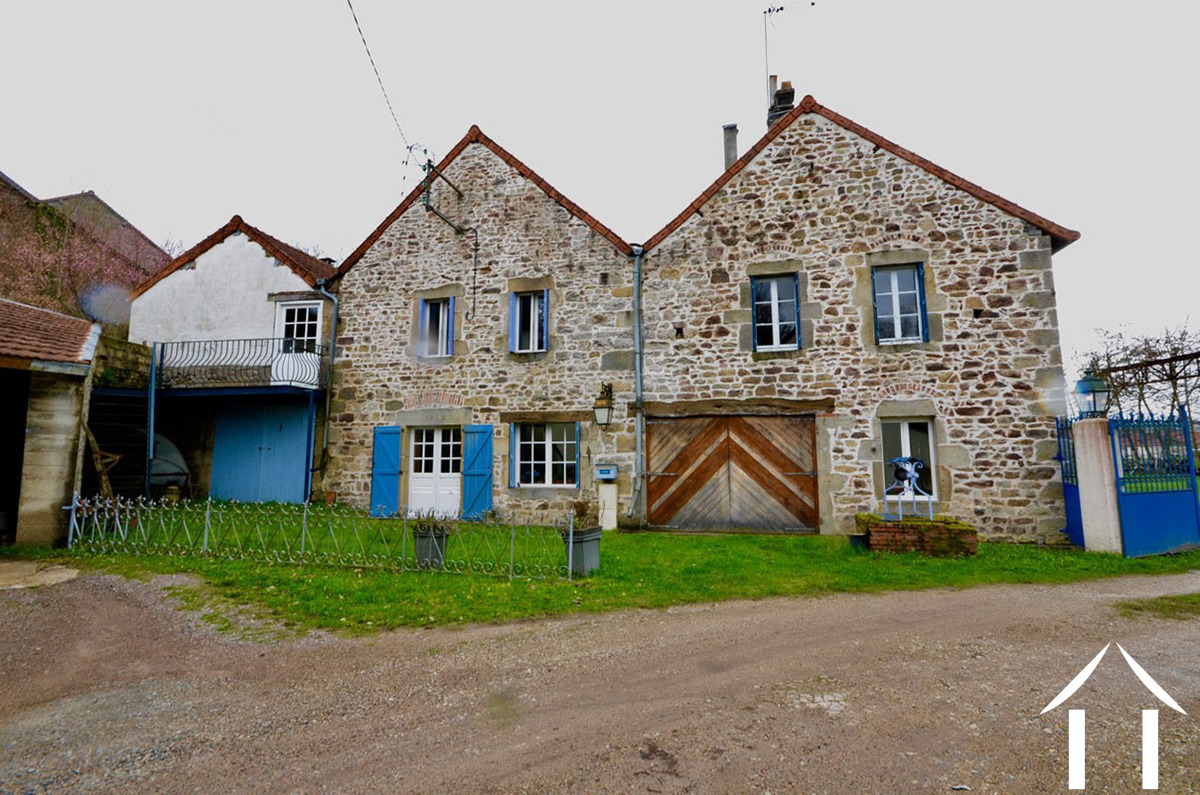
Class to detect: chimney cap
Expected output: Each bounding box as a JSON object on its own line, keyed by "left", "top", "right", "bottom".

{"left": 767, "top": 76, "right": 796, "bottom": 127}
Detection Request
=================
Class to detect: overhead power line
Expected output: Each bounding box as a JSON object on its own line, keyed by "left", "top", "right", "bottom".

{"left": 345, "top": 0, "right": 411, "bottom": 149}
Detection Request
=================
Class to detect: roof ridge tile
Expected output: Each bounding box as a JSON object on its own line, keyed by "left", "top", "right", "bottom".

{"left": 338, "top": 126, "right": 632, "bottom": 276}
{"left": 132, "top": 215, "right": 335, "bottom": 298}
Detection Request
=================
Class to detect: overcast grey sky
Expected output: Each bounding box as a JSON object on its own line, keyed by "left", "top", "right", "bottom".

{"left": 1, "top": 1, "right": 1195, "bottom": 370}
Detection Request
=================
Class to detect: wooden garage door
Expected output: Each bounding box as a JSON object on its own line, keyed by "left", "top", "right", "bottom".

{"left": 646, "top": 416, "right": 818, "bottom": 531}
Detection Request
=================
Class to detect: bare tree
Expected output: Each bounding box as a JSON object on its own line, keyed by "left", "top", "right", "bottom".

{"left": 1080, "top": 323, "right": 1200, "bottom": 416}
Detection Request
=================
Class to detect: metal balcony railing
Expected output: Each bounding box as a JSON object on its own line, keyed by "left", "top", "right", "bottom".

{"left": 156, "top": 338, "right": 329, "bottom": 390}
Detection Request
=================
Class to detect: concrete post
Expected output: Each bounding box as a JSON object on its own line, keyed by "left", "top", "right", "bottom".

{"left": 599, "top": 482, "right": 618, "bottom": 530}
{"left": 1074, "top": 418, "right": 1123, "bottom": 554}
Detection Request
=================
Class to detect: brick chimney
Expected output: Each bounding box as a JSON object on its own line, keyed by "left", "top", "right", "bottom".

{"left": 722, "top": 124, "right": 739, "bottom": 170}
{"left": 767, "top": 77, "right": 795, "bottom": 128}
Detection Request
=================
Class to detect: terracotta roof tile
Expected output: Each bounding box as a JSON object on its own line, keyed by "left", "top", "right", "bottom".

{"left": 338, "top": 126, "right": 632, "bottom": 277}
{"left": 0, "top": 298, "right": 99, "bottom": 365}
{"left": 132, "top": 216, "right": 337, "bottom": 298}
{"left": 644, "top": 95, "right": 1080, "bottom": 253}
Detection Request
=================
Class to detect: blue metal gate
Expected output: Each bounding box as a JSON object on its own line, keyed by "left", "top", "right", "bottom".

{"left": 1055, "top": 416, "right": 1084, "bottom": 547}
{"left": 1110, "top": 407, "right": 1200, "bottom": 557}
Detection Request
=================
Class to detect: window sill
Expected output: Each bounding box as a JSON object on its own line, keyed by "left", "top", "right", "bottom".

{"left": 509, "top": 485, "right": 580, "bottom": 499}
{"left": 751, "top": 347, "right": 803, "bottom": 361}
{"left": 874, "top": 340, "right": 928, "bottom": 354}
{"left": 506, "top": 350, "right": 549, "bottom": 363}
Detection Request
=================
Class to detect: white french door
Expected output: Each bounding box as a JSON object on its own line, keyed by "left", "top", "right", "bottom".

{"left": 408, "top": 427, "right": 462, "bottom": 516}
{"left": 272, "top": 301, "right": 322, "bottom": 387}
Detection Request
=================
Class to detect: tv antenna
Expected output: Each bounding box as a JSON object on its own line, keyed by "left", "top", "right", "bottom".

{"left": 763, "top": 3, "right": 816, "bottom": 105}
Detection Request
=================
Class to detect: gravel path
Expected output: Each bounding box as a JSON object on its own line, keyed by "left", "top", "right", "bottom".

{"left": 3, "top": 569, "right": 1200, "bottom": 793}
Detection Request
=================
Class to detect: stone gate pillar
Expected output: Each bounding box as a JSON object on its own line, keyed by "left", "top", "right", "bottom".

{"left": 1074, "top": 418, "right": 1122, "bottom": 554}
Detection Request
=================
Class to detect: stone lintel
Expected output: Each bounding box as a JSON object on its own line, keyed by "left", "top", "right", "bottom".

{"left": 500, "top": 410, "right": 592, "bottom": 423}
{"left": 394, "top": 407, "right": 473, "bottom": 428}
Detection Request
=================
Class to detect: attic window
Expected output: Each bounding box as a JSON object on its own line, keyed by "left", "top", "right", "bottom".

{"left": 599, "top": 272, "right": 609, "bottom": 286}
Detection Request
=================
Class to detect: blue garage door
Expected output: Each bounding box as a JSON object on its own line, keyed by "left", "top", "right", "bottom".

{"left": 211, "top": 401, "right": 313, "bottom": 503}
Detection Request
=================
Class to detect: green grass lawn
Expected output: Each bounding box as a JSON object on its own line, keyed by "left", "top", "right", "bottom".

{"left": 7, "top": 532, "right": 1200, "bottom": 635}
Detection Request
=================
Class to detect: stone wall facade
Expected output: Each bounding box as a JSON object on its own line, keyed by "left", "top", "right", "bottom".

{"left": 328, "top": 102, "right": 1073, "bottom": 540}
{"left": 93, "top": 335, "right": 151, "bottom": 388}
{"left": 324, "top": 134, "right": 636, "bottom": 524}
{"left": 640, "top": 109, "right": 1068, "bottom": 540}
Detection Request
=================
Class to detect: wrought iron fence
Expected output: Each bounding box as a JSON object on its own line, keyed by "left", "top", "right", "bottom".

{"left": 157, "top": 338, "right": 328, "bottom": 390}
{"left": 66, "top": 496, "right": 574, "bottom": 579}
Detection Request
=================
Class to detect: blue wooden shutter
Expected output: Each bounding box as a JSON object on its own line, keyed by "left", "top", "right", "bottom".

{"left": 416, "top": 299, "right": 428, "bottom": 357}
{"left": 574, "top": 421, "right": 581, "bottom": 487}
{"left": 869, "top": 268, "right": 880, "bottom": 345}
{"left": 370, "top": 426, "right": 402, "bottom": 517}
{"left": 508, "top": 293, "right": 518, "bottom": 353}
{"left": 749, "top": 277, "right": 760, "bottom": 352}
{"left": 917, "top": 262, "right": 930, "bottom": 343}
{"left": 792, "top": 274, "right": 802, "bottom": 349}
{"left": 446, "top": 296, "right": 456, "bottom": 356}
{"left": 508, "top": 423, "right": 518, "bottom": 487}
{"left": 539, "top": 289, "right": 550, "bottom": 351}
{"left": 461, "top": 424, "right": 493, "bottom": 520}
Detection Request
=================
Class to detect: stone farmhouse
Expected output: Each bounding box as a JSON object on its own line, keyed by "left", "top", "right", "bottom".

{"left": 639, "top": 90, "right": 1077, "bottom": 539}
{"left": 327, "top": 85, "right": 1078, "bottom": 540}
{"left": 327, "top": 127, "right": 634, "bottom": 522}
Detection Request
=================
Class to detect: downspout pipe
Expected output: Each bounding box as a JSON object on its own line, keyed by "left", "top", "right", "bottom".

{"left": 145, "top": 342, "right": 159, "bottom": 501}
{"left": 627, "top": 244, "right": 645, "bottom": 522}
{"left": 315, "top": 278, "right": 339, "bottom": 471}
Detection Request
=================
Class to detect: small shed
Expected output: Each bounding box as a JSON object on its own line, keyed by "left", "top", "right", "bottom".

{"left": 0, "top": 298, "right": 99, "bottom": 546}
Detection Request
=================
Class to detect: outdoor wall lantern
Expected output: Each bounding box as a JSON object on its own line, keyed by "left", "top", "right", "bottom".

{"left": 592, "top": 383, "right": 614, "bottom": 428}
{"left": 1074, "top": 369, "right": 1112, "bottom": 418}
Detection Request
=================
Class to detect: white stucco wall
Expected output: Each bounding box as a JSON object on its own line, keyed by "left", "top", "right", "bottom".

{"left": 129, "top": 233, "right": 314, "bottom": 345}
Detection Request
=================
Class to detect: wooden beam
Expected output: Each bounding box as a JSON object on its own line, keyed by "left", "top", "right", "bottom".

{"left": 640, "top": 397, "right": 834, "bottom": 418}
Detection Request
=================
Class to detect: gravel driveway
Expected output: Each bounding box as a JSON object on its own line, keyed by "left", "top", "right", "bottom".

{"left": 3, "top": 569, "right": 1200, "bottom": 793}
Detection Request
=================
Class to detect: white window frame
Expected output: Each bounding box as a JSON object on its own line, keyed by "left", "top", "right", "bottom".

{"left": 418, "top": 298, "right": 452, "bottom": 358}
{"left": 514, "top": 422, "right": 578, "bottom": 487}
{"left": 752, "top": 274, "right": 800, "bottom": 351}
{"left": 512, "top": 291, "right": 547, "bottom": 354}
{"left": 873, "top": 264, "right": 924, "bottom": 344}
{"left": 881, "top": 418, "right": 936, "bottom": 499}
{"left": 276, "top": 301, "right": 322, "bottom": 353}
